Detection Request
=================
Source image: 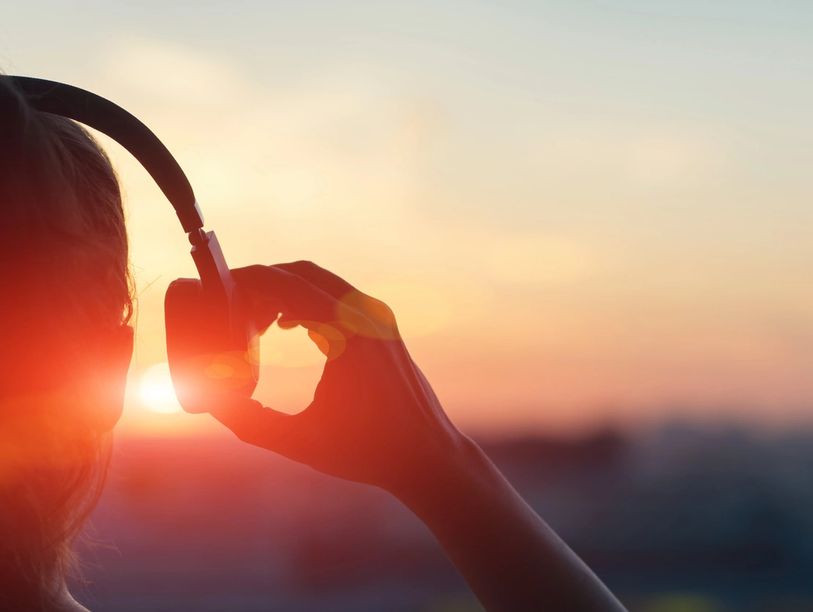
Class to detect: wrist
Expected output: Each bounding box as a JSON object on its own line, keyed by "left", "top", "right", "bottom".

{"left": 390, "top": 431, "right": 494, "bottom": 514}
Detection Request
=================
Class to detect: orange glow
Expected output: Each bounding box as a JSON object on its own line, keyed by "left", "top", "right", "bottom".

{"left": 48, "top": 24, "right": 810, "bottom": 436}
{"left": 138, "top": 363, "right": 182, "bottom": 414}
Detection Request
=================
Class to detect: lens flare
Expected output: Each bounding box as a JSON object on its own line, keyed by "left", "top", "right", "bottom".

{"left": 138, "top": 362, "right": 182, "bottom": 414}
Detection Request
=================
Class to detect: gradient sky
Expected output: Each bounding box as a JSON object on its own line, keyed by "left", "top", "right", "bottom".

{"left": 3, "top": 1, "right": 813, "bottom": 434}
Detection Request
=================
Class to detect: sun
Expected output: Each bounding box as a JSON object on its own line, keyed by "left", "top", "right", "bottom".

{"left": 138, "top": 362, "right": 183, "bottom": 414}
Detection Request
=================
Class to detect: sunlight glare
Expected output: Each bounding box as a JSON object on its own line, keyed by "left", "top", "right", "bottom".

{"left": 139, "top": 362, "right": 183, "bottom": 414}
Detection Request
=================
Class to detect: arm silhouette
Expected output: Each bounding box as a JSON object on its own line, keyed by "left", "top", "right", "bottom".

{"left": 210, "top": 261, "right": 626, "bottom": 612}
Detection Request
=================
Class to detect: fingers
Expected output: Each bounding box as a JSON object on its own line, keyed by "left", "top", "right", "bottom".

{"left": 274, "top": 261, "right": 357, "bottom": 300}
{"left": 210, "top": 398, "right": 301, "bottom": 456}
{"left": 232, "top": 265, "right": 342, "bottom": 325}
{"left": 307, "top": 325, "right": 347, "bottom": 359}
{"left": 233, "top": 262, "right": 397, "bottom": 340}
{"left": 248, "top": 297, "right": 281, "bottom": 333}
{"left": 275, "top": 261, "right": 396, "bottom": 331}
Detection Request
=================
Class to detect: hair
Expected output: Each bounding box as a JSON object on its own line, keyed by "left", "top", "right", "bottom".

{"left": 0, "top": 77, "right": 132, "bottom": 608}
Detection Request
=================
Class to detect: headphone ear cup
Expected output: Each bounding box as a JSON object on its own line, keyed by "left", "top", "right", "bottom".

{"left": 165, "top": 278, "right": 258, "bottom": 413}
{"left": 165, "top": 278, "right": 216, "bottom": 413}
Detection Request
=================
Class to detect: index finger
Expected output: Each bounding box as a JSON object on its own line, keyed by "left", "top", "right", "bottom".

{"left": 274, "top": 260, "right": 357, "bottom": 301}
{"left": 232, "top": 265, "right": 342, "bottom": 325}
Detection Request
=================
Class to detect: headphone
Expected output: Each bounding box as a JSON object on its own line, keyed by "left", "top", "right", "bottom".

{"left": 5, "top": 76, "right": 260, "bottom": 412}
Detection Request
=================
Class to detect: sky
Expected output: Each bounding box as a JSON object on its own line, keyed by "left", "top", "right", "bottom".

{"left": 2, "top": 1, "right": 813, "bottom": 435}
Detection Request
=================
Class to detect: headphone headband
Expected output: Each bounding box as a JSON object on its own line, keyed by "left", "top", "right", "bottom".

{"left": 4, "top": 75, "right": 204, "bottom": 233}
{"left": 3, "top": 75, "right": 260, "bottom": 413}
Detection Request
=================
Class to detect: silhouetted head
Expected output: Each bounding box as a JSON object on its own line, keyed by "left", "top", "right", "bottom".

{"left": 0, "top": 77, "right": 133, "bottom": 608}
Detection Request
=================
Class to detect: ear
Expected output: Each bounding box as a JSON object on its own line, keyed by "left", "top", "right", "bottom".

{"left": 92, "top": 324, "right": 134, "bottom": 431}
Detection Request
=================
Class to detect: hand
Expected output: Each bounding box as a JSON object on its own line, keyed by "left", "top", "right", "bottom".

{"left": 211, "top": 262, "right": 628, "bottom": 612}
{"left": 211, "top": 261, "right": 470, "bottom": 495}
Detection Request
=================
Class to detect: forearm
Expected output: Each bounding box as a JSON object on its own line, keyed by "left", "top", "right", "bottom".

{"left": 393, "top": 435, "right": 626, "bottom": 612}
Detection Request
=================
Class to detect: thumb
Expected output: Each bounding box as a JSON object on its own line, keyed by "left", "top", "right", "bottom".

{"left": 210, "top": 398, "right": 302, "bottom": 457}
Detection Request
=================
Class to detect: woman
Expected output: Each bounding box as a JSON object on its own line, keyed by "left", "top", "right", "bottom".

{"left": 0, "top": 77, "right": 625, "bottom": 611}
